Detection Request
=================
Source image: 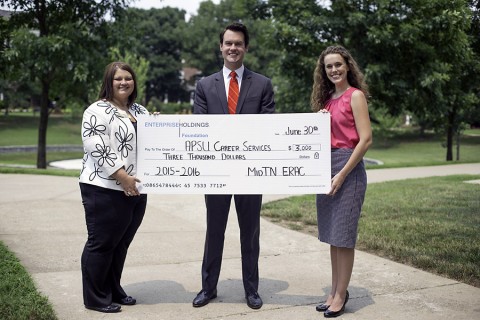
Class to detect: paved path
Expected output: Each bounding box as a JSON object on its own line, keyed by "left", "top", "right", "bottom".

{"left": 0, "top": 163, "right": 479, "bottom": 319}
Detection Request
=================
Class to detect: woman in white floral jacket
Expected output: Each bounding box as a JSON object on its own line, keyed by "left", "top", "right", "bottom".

{"left": 79, "top": 62, "right": 148, "bottom": 313}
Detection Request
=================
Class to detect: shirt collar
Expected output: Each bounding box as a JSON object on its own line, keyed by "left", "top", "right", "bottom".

{"left": 223, "top": 65, "right": 244, "bottom": 80}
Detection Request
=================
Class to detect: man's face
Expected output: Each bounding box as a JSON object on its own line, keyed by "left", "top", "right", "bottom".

{"left": 220, "top": 30, "right": 248, "bottom": 70}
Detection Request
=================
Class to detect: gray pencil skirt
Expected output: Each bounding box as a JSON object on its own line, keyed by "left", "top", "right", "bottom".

{"left": 316, "top": 148, "right": 367, "bottom": 248}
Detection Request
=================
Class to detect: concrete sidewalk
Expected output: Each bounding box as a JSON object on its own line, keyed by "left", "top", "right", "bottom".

{"left": 0, "top": 163, "right": 479, "bottom": 320}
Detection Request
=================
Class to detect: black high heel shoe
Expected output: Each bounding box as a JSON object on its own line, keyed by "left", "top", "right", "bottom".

{"left": 324, "top": 290, "right": 349, "bottom": 318}
{"left": 316, "top": 303, "right": 330, "bottom": 312}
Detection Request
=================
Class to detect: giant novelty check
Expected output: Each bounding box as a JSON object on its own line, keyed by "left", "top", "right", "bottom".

{"left": 137, "top": 113, "right": 331, "bottom": 194}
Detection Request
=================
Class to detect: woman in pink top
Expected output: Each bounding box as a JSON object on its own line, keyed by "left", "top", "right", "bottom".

{"left": 311, "top": 45, "right": 372, "bottom": 318}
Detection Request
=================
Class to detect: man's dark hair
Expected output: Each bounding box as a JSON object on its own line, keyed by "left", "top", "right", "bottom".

{"left": 219, "top": 22, "right": 249, "bottom": 47}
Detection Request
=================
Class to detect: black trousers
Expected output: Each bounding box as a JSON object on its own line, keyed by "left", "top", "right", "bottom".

{"left": 79, "top": 183, "right": 147, "bottom": 308}
{"left": 201, "top": 194, "right": 262, "bottom": 294}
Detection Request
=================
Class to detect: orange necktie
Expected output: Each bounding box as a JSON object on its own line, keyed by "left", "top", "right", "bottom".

{"left": 228, "top": 71, "right": 239, "bottom": 114}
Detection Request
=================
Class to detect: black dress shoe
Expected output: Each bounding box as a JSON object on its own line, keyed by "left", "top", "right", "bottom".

{"left": 324, "top": 290, "right": 349, "bottom": 318}
{"left": 114, "top": 296, "right": 136, "bottom": 305}
{"left": 85, "top": 303, "right": 121, "bottom": 313}
{"left": 246, "top": 292, "right": 263, "bottom": 309}
{"left": 316, "top": 303, "right": 330, "bottom": 312}
{"left": 192, "top": 289, "right": 217, "bottom": 307}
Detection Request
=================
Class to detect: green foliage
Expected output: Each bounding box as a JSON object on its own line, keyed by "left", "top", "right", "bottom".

{"left": 252, "top": 1, "right": 319, "bottom": 113}
{"left": 157, "top": 102, "right": 193, "bottom": 114}
{"left": 260, "top": 0, "right": 480, "bottom": 159}
{"left": 337, "top": 0, "right": 479, "bottom": 159}
{"left": 182, "top": 1, "right": 224, "bottom": 75}
{"left": 0, "top": 0, "right": 129, "bottom": 167}
{"left": 1, "top": 0, "right": 127, "bottom": 105}
{"left": 1, "top": 0, "right": 479, "bottom": 164}
{"left": 109, "top": 47, "right": 150, "bottom": 106}
{"left": 0, "top": 241, "right": 58, "bottom": 320}
{"left": 114, "top": 7, "right": 188, "bottom": 104}
{"left": 147, "top": 97, "right": 192, "bottom": 114}
{"left": 370, "top": 109, "right": 405, "bottom": 144}
{"left": 253, "top": 0, "right": 327, "bottom": 112}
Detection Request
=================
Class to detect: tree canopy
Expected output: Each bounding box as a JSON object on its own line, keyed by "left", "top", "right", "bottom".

{"left": 259, "top": 0, "right": 480, "bottom": 159}
{"left": 113, "top": 7, "right": 187, "bottom": 105}
{"left": 0, "top": 0, "right": 129, "bottom": 168}
{"left": 0, "top": 0, "right": 478, "bottom": 165}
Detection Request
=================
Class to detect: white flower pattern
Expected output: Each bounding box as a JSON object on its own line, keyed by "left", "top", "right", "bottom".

{"left": 83, "top": 115, "right": 106, "bottom": 137}
{"left": 91, "top": 142, "right": 117, "bottom": 167}
{"left": 80, "top": 100, "right": 148, "bottom": 189}
{"left": 115, "top": 125, "right": 134, "bottom": 158}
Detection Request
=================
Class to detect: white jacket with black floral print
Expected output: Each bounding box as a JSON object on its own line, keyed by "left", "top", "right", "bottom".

{"left": 79, "top": 100, "right": 148, "bottom": 191}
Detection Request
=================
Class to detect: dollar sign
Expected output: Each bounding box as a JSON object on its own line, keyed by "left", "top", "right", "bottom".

{"left": 288, "top": 146, "right": 291, "bottom": 151}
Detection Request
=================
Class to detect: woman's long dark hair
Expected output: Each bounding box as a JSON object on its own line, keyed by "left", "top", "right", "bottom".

{"left": 310, "top": 45, "right": 369, "bottom": 112}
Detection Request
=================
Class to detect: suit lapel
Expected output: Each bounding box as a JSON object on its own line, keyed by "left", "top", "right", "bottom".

{"left": 236, "top": 68, "right": 251, "bottom": 114}
{"left": 214, "top": 71, "right": 229, "bottom": 114}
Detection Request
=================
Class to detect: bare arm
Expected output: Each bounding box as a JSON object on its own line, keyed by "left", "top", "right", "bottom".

{"left": 329, "top": 90, "right": 372, "bottom": 195}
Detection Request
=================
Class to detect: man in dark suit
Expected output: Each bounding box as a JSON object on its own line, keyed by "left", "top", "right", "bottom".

{"left": 192, "top": 22, "right": 275, "bottom": 310}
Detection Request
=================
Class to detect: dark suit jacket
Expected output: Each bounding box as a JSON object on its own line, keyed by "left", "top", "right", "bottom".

{"left": 193, "top": 68, "right": 275, "bottom": 114}
{"left": 192, "top": 68, "right": 274, "bottom": 294}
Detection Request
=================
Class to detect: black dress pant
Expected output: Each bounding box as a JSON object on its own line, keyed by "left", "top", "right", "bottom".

{"left": 201, "top": 194, "right": 262, "bottom": 295}
{"left": 79, "top": 183, "right": 147, "bottom": 308}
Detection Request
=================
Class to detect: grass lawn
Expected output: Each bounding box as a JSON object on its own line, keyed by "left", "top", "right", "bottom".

{"left": 0, "top": 114, "right": 82, "bottom": 146}
{"left": 261, "top": 174, "right": 480, "bottom": 287}
{"left": 367, "top": 130, "right": 480, "bottom": 167}
{"left": 0, "top": 242, "right": 57, "bottom": 320}
{"left": 0, "top": 152, "right": 83, "bottom": 167}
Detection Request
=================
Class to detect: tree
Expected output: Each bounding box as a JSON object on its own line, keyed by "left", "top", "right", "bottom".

{"left": 0, "top": 0, "right": 129, "bottom": 168}
{"left": 113, "top": 7, "right": 187, "bottom": 105}
{"left": 263, "top": 0, "right": 479, "bottom": 160}
{"left": 328, "top": 0, "right": 479, "bottom": 160}
{"left": 466, "top": 0, "right": 480, "bottom": 129}
{"left": 258, "top": 0, "right": 328, "bottom": 112}
{"left": 182, "top": 1, "right": 224, "bottom": 76}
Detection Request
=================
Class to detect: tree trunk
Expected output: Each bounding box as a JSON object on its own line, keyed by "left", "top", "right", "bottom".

{"left": 37, "top": 79, "right": 49, "bottom": 169}
{"left": 456, "top": 130, "right": 460, "bottom": 161}
{"left": 3, "top": 93, "right": 8, "bottom": 116}
{"left": 445, "top": 112, "right": 455, "bottom": 161}
{"left": 446, "top": 127, "right": 453, "bottom": 161}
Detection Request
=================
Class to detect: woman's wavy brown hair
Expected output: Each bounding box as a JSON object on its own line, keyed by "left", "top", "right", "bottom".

{"left": 310, "top": 45, "right": 369, "bottom": 112}
{"left": 98, "top": 61, "right": 138, "bottom": 108}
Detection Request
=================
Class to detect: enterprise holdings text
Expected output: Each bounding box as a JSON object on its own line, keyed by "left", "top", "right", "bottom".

{"left": 144, "top": 121, "right": 210, "bottom": 128}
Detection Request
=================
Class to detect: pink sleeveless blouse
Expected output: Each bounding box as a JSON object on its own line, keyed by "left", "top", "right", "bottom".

{"left": 325, "top": 87, "right": 359, "bottom": 149}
